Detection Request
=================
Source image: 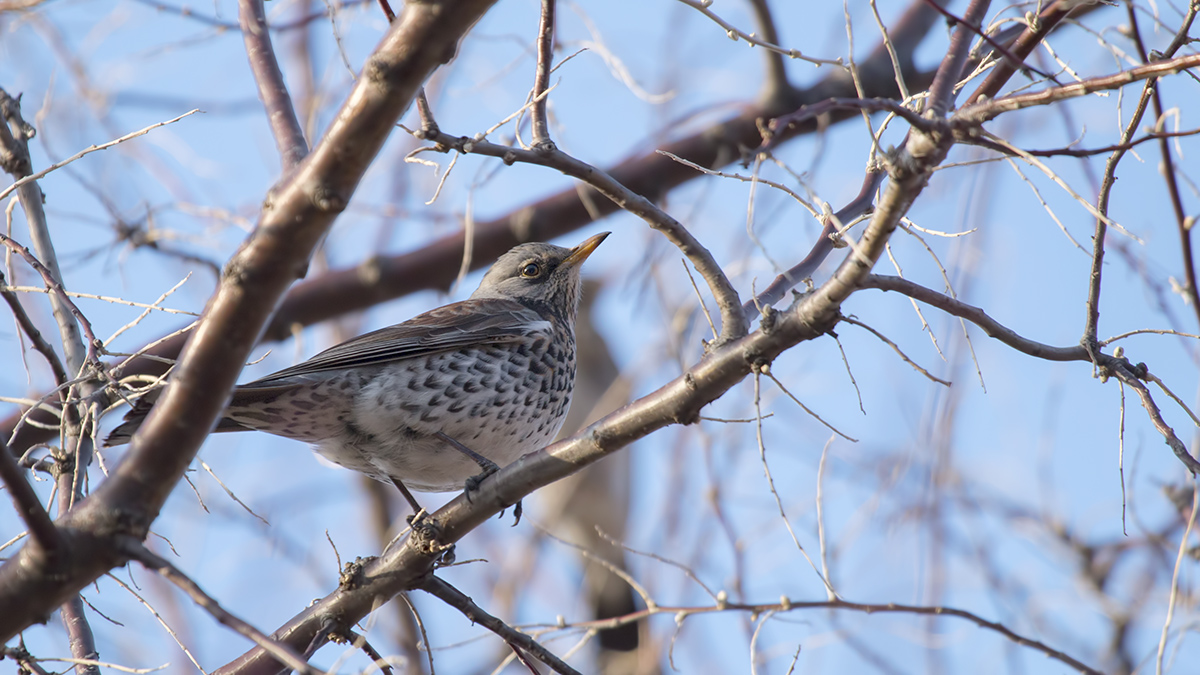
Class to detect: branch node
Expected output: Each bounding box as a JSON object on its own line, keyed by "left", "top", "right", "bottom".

{"left": 338, "top": 557, "right": 370, "bottom": 591}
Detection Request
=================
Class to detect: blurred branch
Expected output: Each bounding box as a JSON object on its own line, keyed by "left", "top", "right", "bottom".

{"left": 745, "top": 0, "right": 792, "bottom": 96}
{"left": 125, "top": 0, "right": 373, "bottom": 31}
{"left": 559, "top": 596, "right": 1101, "bottom": 675}
{"left": 1123, "top": 1, "right": 1200, "bottom": 329}
{"left": 0, "top": 105, "right": 200, "bottom": 204}
{"left": 675, "top": 0, "right": 844, "bottom": 68}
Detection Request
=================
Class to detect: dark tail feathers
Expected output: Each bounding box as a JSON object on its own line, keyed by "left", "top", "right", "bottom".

{"left": 105, "top": 389, "right": 251, "bottom": 446}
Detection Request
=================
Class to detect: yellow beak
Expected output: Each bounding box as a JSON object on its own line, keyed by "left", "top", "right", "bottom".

{"left": 562, "top": 232, "right": 610, "bottom": 268}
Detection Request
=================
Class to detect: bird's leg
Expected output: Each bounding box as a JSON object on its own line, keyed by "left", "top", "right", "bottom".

{"left": 389, "top": 475, "right": 450, "bottom": 556}
{"left": 390, "top": 476, "right": 425, "bottom": 517}
{"left": 435, "top": 431, "right": 500, "bottom": 486}
{"left": 434, "top": 432, "right": 522, "bottom": 525}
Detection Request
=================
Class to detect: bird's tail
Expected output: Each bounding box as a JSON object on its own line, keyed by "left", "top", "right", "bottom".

{"left": 104, "top": 388, "right": 252, "bottom": 446}
{"left": 104, "top": 391, "right": 160, "bottom": 446}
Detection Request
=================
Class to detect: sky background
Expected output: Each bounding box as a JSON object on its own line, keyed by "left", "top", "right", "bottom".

{"left": 2, "top": 0, "right": 1199, "bottom": 673}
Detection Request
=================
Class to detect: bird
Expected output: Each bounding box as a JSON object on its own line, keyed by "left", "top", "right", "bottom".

{"left": 106, "top": 232, "right": 610, "bottom": 518}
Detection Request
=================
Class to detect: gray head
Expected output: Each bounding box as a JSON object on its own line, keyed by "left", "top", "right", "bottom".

{"left": 471, "top": 232, "right": 609, "bottom": 319}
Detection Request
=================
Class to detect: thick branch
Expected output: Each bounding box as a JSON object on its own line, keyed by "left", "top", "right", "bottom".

{"left": 0, "top": 0, "right": 500, "bottom": 643}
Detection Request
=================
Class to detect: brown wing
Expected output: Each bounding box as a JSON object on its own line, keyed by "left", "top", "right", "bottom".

{"left": 242, "top": 298, "right": 550, "bottom": 386}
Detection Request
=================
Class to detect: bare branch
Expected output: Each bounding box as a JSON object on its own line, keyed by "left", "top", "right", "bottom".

{"left": 123, "top": 542, "right": 322, "bottom": 675}
{"left": 0, "top": 0, "right": 502, "bottom": 644}
{"left": 238, "top": 0, "right": 308, "bottom": 169}
{"left": 529, "top": 0, "right": 555, "bottom": 149}
{"left": 0, "top": 269, "right": 69, "bottom": 390}
{"left": 0, "top": 435, "right": 60, "bottom": 560}
{"left": 957, "top": 53, "right": 1200, "bottom": 124}
{"left": 2, "top": 4, "right": 947, "bottom": 458}
{"left": 412, "top": 129, "right": 748, "bottom": 344}
{"left": 674, "top": 0, "right": 843, "bottom": 68}
{"left": 0, "top": 104, "right": 201, "bottom": 204}
{"left": 924, "top": 0, "right": 990, "bottom": 117}
{"left": 420, "top": 575, "right": 581, "bottom": 675}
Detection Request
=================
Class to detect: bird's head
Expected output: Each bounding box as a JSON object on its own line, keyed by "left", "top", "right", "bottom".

{"left": 471, "top": 232, "right": 610, "bottom": 319}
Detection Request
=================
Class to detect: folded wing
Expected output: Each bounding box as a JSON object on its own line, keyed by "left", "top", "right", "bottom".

{"left": 243, "top": 298, "right": 551, "bottom": 386}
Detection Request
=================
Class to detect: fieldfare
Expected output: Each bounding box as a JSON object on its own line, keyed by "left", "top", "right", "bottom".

{"left": 107, "top": 232, "right": 610, "bottom": 518}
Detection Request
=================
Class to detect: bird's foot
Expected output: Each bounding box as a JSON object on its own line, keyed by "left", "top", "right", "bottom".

{"left": 463, "top": 460, "right": 501, "bottom": 500}
{"left": 498, "top": 499, "right": 523, "bottom": 526}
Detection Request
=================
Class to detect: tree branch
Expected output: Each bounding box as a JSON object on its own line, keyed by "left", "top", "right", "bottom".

{"left": 2, "top": 0, "right": 948, "bottom": 457}
{"left": 529, "top": 0, "right": 555, "bottom": 150}
{"left": 123, "top": 541, "right": 322, "bottom": 675}
{"left": 419, "top": 575, "right": 581, "bottom": 675}
{"left": 413, "top": 129, "right": 748, "bottom": 344}
{"left": 238, "top": 0, "right": 309, "bottom": 169}
{"left": 0, "top": 0, "right": 501, "bottom": 644}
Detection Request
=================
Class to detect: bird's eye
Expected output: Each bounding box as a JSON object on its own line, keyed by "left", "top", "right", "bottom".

{"left": 520, "top": 262, "right": 541, "bottom": 278}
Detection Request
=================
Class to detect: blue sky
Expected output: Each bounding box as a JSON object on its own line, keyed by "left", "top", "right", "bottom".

{"left": 2, "top": 0, "right": 1198, "bottom": 673}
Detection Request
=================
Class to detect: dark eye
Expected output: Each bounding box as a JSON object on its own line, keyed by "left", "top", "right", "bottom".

{"left": 520, "top": 262, "right": 541, "bottom": 278}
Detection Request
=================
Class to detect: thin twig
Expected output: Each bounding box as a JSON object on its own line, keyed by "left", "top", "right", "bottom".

{"left": 0, "top": 270, "right": 69, "bottom": 389}
{"left": 0, "top": 234, "right": 103, "bottom": 370}
{"left": 1156, "top": 476, "right": 1198, "bottom": 674}
{"left": 123, "top": 541, "right": 322, "bottom": 675}
{"left": 419, "top": 575, "right": 581, "bottom": 675}
{"left": 0, "top": 436, "right": 60, "bottom": 559}
{"left": 411, "top": 128, "right": 748, "bottom": 344}
{"left": 0, "top": 108, "right": 201, "bottom": 203}
{"left": 841, "top": 316, "right": 951, "bottom": 387}
{"left": 529, "top": 0, "right": 556, "bottom": 149}
{"left": 674, "top": 0, "right": 842, "bottom": 68}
